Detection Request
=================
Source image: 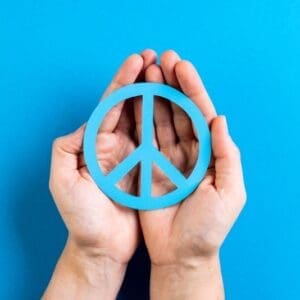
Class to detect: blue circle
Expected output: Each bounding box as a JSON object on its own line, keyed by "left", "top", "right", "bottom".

{"left": 84, "top": 83, "right": 211, "bottom": 210}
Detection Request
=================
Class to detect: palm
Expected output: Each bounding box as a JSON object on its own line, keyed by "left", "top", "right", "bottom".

{"left": 147, "top": 173, "right": 229, "bottom": 265}
{"left": 53, "top": 124, "right": 139, "bottom": 264}
{"left": 139, "top": 52, "right": 245, "bottom": 268}
{"left": 146, "top": 135, "right": 225, "bottom": 263}
{"left": 152, "top": 132, "right": 225, "bottom": 259}
{"left": 65, "top": 132, "right": 138, "bottom": 262}
{"left": 174, "top": 183, "right": 232, "bottom": 254}
{"left": 79, "top": 130, "right": 138, "bottom": 193}
{"left": 50, "top": 53, "right": 152, "bottom": 264}
{"left": 152, "top": 140, "right": 198, "bottom": 195}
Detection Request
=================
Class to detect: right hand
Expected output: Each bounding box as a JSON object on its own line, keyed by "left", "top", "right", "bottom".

{"left": 44, "top": 50, "right": 158, "bottom": 300}
{"left": 49, "top": 50, "right": 156, "bottom": 265}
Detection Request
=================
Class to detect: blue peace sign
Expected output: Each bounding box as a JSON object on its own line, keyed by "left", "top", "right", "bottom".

{"left": 84, "top": 83, "right": 211, "bottom": 210}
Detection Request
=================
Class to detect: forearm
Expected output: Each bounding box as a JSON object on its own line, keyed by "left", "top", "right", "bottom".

{"left": 150, "top": 255, "right": 224, "bottom": 300}
{"left": 42, "top": 238, "right": 126, "bottom": 300}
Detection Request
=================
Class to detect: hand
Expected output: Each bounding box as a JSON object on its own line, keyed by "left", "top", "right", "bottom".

{"left": 137, "top": 50, "right": 247, "bottom": 299}
{"left": 43, "top": 50, "right": 157, "bottom": 299}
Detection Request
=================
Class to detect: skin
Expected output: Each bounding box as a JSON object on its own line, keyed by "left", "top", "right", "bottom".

{"left": 137, "top": 50, "right": 246, "bottom": 299}
{"left": 43, "top": 50, "right": 157, "bottom": 299}
{"left": 43, "top": 49, "right": 246, "bottom": 299}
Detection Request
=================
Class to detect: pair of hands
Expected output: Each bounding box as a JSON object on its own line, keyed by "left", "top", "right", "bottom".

{"left": 44, "top": 50, "right": 246, "bottom": 300}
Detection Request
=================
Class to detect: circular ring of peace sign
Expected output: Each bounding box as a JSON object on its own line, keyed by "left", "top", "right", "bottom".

{"left": 84, "top": 83, "right": 211, "bottom": 210}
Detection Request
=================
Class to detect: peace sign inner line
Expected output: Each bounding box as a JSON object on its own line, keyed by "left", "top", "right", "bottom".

{"left": 106, "top": 94, "right": 187, "bottom": 196}
{"left": 107, "top": 146, "right": 186, "bottom": 195}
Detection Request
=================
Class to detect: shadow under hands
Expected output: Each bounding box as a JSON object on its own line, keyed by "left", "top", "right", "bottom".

{"left": 118, "top": 242, "right": 151, "bottom": 300}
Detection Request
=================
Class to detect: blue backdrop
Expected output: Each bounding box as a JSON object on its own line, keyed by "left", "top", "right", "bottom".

{"left": 0, "top": 1, "right": 299, "bottom": 299}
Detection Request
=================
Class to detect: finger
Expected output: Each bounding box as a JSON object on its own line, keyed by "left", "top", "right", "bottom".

{"left": 137, "top": 49, "right": 157, "bottom": 82}
{"left": 99, "top": 54, "right": 144, "bottom": 133}
{"left": 50, "top": 124, "right": 85, "bottom": 188}
{"left": 211, "top": 116, "right": 246, "bottom": 200}
{"left": 133, "top": 50, "right": 157, "bottom": 143}
{"left": 160, "top": 50, "right": 180, "bottom": 87}
{"left": 115, "top": 99, "right": 135, "bottom": 136}
{"left": 133, "top": 103, "right": 159, "bottom": 149}
{"left": 102, "top": 53, "right": 144, "bottom": 97}
{"left": 138, "top": 54, "right": 180, "bottom": 232}
{"left": 160, "top": 50, "right": 194, "bottom": 141}
{"left": 175, "top": 60, "right": 217, "bottom": 124}
{"left": 145, "top": 64, "right": 177, "bottom": 149}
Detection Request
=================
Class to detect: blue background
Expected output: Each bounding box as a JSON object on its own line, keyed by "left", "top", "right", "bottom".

{"left": 0, "top": 1, "right": 299, "bottom": 299}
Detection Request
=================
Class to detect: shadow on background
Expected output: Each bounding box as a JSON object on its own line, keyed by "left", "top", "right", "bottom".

{"left": 118, "top": 243, "right": 150, "bottom": 300}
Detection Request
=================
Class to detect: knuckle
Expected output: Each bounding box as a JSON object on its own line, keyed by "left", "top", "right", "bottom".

{"left": 233, "top": 143, "right": 241, "bottom": 157}
{"left": 52, "top": 137, "right": 63, "bottom": 150}
{"left": 229, "top": 142, "right": 241, "bottom": 160}
{"left": 241, "top": 189, "right": 247, "bottom": 205}
{"left": 48, "top": 177, "right": 55, "bottom": 194}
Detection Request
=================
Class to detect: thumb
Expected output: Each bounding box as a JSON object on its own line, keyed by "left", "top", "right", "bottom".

{"left": 50, "top": 124, "right": 86, "bottom": 185}
{"left": 211, "top": 116, "right": 245, "bottom": 199}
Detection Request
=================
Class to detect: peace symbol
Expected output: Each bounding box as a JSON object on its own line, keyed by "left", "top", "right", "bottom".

{"left": 84, "top": 83, "right": 211, "bottom": 210}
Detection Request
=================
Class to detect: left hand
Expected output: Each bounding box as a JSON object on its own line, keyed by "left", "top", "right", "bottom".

{"left": 137, "top": 50, "right": 247, "bottom": 299}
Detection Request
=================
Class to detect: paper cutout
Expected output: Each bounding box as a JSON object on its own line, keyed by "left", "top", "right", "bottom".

{"left": 84, "top": 83, "right": 211, "bottom": 210}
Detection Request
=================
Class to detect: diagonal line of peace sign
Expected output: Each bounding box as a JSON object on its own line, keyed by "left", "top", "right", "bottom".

{"left": 107, "top": 147, "right": 187, "bottom": 196}
{"left": 84, "top": 83, "right": 211, "bottom": 210}
{"left": 106, "top": 92, "right": 186, "bottom": 197}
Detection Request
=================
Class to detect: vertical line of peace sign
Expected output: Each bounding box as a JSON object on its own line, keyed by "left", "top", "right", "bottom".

{"left": 84, "top": 83, "right": 211, "bottom": 210}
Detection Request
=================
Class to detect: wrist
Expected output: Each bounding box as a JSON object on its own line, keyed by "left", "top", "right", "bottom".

{"left": 43, "top": 237, "right": 127, "bottom": 299}
{"left": 150, "top": 254, "right": 224, "bottom": 300}
{"left": 64, "top": 237, "right": 127, "bottom": 286}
